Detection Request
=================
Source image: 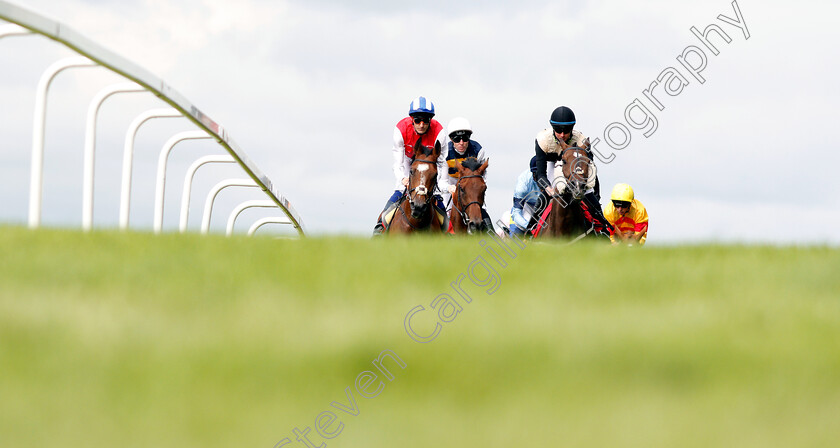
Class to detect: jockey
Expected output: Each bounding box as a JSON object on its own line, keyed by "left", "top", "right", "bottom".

{"left": 533, "top": 105, "right": 610, "bottom": 235}
{"left": 508, "top": 156, "right": 545, "bottom": 237}
{"left": 603, "top": 183, "right": 648, "bottom": 245}
{"left": 373, "top": 96, "right": 448, "bottom": 235}
{"left": 444, "top": 117, "right": 494, "bottom": 231}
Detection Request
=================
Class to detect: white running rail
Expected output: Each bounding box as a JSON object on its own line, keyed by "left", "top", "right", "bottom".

{"left": 83, "top": 83, "right": 147, "bottom": 230}
{"left": 201, "top": 179, "right": 259, "bottom": 234}
{"left": 0, "top": 1, "right": 305, "bottom": 236}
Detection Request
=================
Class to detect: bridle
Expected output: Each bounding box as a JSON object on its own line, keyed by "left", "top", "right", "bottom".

{"left": 395, "top": 158, "right": 438, "bottom": 230}
{"left": 547, "top": 148, "right": 606, "bottom": 243}
{"left": 407, "top": 159, "right": 437, "bottom": 204}
{"left": 452, "top": 174, "right": 484, "bottom": 227}
{"left": 558, "top": 147, "right": 591, "bottom": 200}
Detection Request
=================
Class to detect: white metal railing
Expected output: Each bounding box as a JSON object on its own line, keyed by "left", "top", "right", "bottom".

{"left": 180, "top": 155, "right": 236, "bottom": 233}
{"left": 249, "top": 217, "right": 294, "bottom": 236}
{"left": 119, "top": 108, "right": 184, "bottom": 229}
{"left": 0, "top": 22, "right": 28, "bottom": 38}
{"left": 154, "top": 131, "right": 213, "bottom": 233}
{"left": 83, "top": 82, "right": 147, "bottom": 230}
{"left": 0, "top": 1, "right": 305, "bottom": 236}
{"left": 226, "top": 200, "right": 279, "bottom": 236}
{"left": 29, "top": 56, "right": 99, "bottom": 228}
{"left": 201, "top": 179, "right": 260, "bottom": 234}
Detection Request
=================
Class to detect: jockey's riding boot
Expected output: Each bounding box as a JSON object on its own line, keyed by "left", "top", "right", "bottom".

{"left": 583, "top": 191, "right": 612, "bottom": 233}
{"left": 483, "top": 217, "right": 495, "bottom": 233}
{"left": 433, "top": 195, "right": 448, "bottom": 232}
{"left": 525, "top": 215, "right": 539, "bottom": 237}
{"left": 372, "top": 200, "right": 399, "bottom": 235}
{"left": 480, "top": 208, "right": 495, "bottom": 233}
{"left": 372, "top": 221, "right": 385, "bottom": 236}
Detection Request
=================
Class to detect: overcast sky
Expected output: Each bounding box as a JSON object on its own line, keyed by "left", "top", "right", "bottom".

{"left": 1, "top": 0, "right": 838, "bottom": 243}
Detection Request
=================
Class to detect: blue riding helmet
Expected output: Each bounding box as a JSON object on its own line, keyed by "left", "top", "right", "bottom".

{"left": 409, "top": 96, "right": 435, "bottom": 116}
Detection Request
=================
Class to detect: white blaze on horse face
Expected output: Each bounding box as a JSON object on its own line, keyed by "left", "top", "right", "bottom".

{"left": 418, "top": 165, "right": 429, "bottom": 194}
{"left": 413, "top": 163, "right": 432, "bottom": 196}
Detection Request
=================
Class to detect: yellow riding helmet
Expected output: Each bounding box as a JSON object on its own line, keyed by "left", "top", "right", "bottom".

{"left": 611, "top": 183, "right": 634, "bottom": 202}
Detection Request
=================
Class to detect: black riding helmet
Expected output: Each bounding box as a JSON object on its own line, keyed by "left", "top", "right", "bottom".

{"left": 550, "top": 106, "right": 576, "bottom": 134}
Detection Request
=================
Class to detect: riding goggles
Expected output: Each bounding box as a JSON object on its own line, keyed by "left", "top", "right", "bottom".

{"left": 612, "top": 200, "right": 631, "bottom": 209}
{"left": 552, "top": 124, "right": 574, "bottom": 134}
{"left": 412, "top": 115, "right": 432, "bottom": 124}
{"left": 450, "top": 132, "right": 471, "bottom": 143}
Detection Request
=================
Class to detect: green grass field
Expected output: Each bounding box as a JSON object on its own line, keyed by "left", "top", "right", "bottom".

{"left": 1, "top": 226, "right": 839, "bottom": 448}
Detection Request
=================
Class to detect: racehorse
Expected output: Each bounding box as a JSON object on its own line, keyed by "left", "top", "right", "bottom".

{"left": 540, "top": 139, "right": 600, "bottom": 239}
{"left": 450, "top": 157, "right": 489, "bottom": 235}
{"left": 387, "top": 140, "right": 444, "bottom": 234}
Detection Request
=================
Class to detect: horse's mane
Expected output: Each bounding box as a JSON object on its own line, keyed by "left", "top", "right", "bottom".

{"left": 461, "top": 157, "right": 482, "bottom": 172}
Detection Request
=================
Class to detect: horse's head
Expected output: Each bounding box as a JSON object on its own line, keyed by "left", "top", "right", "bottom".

{"left": 408, "top": 139, "right": 440, "bottom": 219}
{"left": 454, "top": 157, "right": 489, "bottom": 234}
{"left": 556, "top": 139, "right": 596, "bottom": 200}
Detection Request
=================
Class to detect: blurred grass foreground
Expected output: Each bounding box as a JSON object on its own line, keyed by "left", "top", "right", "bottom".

{"left": 1, "top": 226, "right": 839, "bottom": 448}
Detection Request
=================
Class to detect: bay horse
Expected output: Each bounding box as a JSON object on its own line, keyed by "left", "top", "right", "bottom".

{"left": 540, "top": 139, "right": 602, "bottom": 239}
{"left": 387, "top": 140, "right": 444, "bottom": 234}
{"left": 450, "top": 157, "right": 489, "bottom": 235}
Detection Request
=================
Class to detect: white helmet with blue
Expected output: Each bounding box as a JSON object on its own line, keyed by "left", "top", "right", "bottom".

{"left": 409, "top": 96, "right": 435, "bottom": 117}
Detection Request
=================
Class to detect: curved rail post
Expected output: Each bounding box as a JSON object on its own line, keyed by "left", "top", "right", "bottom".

{"left": 248, "top": 217, "right": 293, "bottom": 236}
{"left": 153, "top": 131, "right": 213, "bottom": 233}
{"left": 225, "top": 200, "right": 278, "bottom": 236}
{"left": 0, "top": 23, "right": 30, "bottom": 39}
{"left": 2, "top": 2, "right": 305, "bottom": 235}
{"left": 82, "top": 82, "right": 148, "bottom": 231}
{"left": 179, "top": 155, "right": 235, "bottom": 233}
{"left": 119, "top": 108, "right": 183, "bottom": 229}
{"left": 200, "top": 178, "right": 259, "bottom": 234}
{"left": 28, "top": 56, "right": 99, "bottom": 228}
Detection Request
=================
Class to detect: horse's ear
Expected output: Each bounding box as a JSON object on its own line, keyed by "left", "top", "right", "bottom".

{"left": 478, "top": 158, "right": 489, "bottom": 174}
{"left": 579, "top": 137, "right": 590, "bottom": 151}
{"left": 414, "top": 139, "right": 424, "bottom": 155}
{"left": 455, "top": 159, "right": 464, "bottom": 172}
{"left": 557, "top": 139, "right": 570, "bottom": 150}
{"left": 434, "top": 140, "right": 441, "bottom": 158}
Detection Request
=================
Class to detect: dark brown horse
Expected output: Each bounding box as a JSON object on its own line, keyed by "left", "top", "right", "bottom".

{"left": 387, "top": 140, "right": 444, "bottom": 234}
{"left": 450, "top": 157, "right": 489, "bottom": 235}
{"left": 541, "top": 139, "right": 599, "bottom": 239}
